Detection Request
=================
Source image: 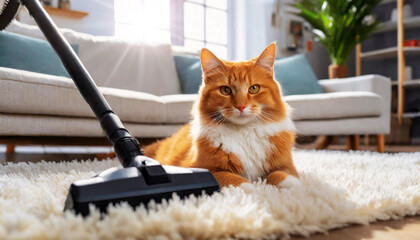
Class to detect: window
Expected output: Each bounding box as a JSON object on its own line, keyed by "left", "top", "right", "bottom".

{"left": 114, "top": 0, "right": 171, "bottom": 43}
{"left": 114, "top": 0, "right": 228, "bottom": 58}
{"left": 183, "top": 0, "right": 227, "bottom": 58}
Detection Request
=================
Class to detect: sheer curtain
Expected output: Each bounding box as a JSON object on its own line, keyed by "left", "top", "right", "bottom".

{"left": 227, "top": 0, "right": 279, "bottom": 60}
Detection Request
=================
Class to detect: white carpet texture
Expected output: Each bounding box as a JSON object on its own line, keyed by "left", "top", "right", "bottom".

{"left": 0, "top": 150, "right": 419, "bottom": 239}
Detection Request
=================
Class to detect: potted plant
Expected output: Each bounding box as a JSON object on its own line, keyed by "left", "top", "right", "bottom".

{"left": 293, "top": 0, "right": 381, "bottom": 78}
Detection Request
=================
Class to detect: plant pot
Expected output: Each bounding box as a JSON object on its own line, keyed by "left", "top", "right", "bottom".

{"left": 328, "top": 64, "right": 348, "bottom": 79}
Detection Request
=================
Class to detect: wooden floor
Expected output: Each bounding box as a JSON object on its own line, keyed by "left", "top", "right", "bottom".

{"left": 0, "top": 144, "right": 419, "bottom": 239}
{"left": 295, "top": 143, "right": 420, "bottom": 153}
{"left": 292, "top": 215, "right": 420, "bottom": 240}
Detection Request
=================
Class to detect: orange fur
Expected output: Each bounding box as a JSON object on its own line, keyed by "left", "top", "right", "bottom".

{"left": 144, "top": 43, "right": 298, "bottom": 187}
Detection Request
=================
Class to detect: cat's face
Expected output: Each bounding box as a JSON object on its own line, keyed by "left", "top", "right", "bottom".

{"left": 197, "top": 43, "right": 287, "bottom": 126}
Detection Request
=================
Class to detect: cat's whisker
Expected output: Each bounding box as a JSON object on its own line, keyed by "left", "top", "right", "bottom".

{"left": 200, "top": 111, "right": 227, "bottom": 124}
{"left": 261, "top": 110, "right": 278, "bottom": 117}
{"left": 261, "top": 116, "right": 276, "bottom": 122}
{"left": 214, "top": 113, "right": 226, "bottom": 123}
{"left": 205, "top": 113, "right": 222, "bottom": 119}
{"left": 200, "top": 115, "right": 226, "bottom": 130}
{"left": 216, "top": 116, "right": 225, "bottom": 124}
{"left": 261, "top": 113, "right": 274, "bottom": 119}
{"left": 261, "top": 111, "right": 280, "bottom": 120}
{"left": 257, "top": 114, "right": 270, "bottom": 122}
{"left": 255, "top": 115, "right": 264, "bottom": 123}
{"left": 262, "top": 111, "right": 280, "bottom": 119}
{"left": 259, "top": 113, "right": 277, "bottom": 122}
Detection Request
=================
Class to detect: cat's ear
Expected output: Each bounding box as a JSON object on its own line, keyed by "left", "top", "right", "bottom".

{"left": 201, "top": 48, "right": 225, "bottom": 77}
{"left": 255, "top": 42, "right": 276, "bottom": 73}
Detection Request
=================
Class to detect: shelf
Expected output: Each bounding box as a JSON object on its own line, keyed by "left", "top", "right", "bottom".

{"left": 360, "top": 46, "right": 420, "bottom": 60}
{"left": 43, "top": 6, "right": 88, "bottom": 18}
{"left": 361, "top": 1, "right": 419, "bottom": 124}
{"left": 391, "top": 79, "right": 420, "bottom": 88}
{"left": 403, "top": 112, "right": 420, "bottom": 119}
{"left": 375, "top": 15, "right": 420, "bottom": 33}
{"left": 379, "top": 0, "right": 396, "bottom": 5}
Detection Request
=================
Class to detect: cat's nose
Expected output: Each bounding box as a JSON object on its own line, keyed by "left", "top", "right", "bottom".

{"left": 235, "top": 105, "right": 246, "bottom": 113}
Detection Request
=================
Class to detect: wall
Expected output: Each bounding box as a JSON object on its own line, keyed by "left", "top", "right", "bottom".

{"left": 227, "top": 0, "right": 279, "bottom": 61}
{"left": 18, "top": 0, "right": 115, "bottom": 36}
{"left": 227, "top": 0, "right": 286, "bottom": 61}
{"left": 227, "top": 0, "right": 334, "bottom": 80}
{"left": 16, "top": 0, "right": 346, "bottom": 80}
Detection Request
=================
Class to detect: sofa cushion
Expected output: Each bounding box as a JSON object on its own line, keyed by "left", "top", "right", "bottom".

{"left": 0, "top": 31, "right": 78, "bottom": 78}
{"left": 0, "top": 113, "right": 184, "bottom": 138}
{"left": 274, "top": 54, "right": 324, "bottom": 96}
{"left": 161, "top": 92, "right": 382, "bottom": 123}
{"left": 285, "top": 92, "right": 382, "bottom": 121}
{"left": 0, "top": 67, "right": 382, "bottom": 124}
{"left": 0, "top": 67, "right": 166, "bottom": 124}
{"left": 160, "top": 94, "right": 197, "bottom": 123}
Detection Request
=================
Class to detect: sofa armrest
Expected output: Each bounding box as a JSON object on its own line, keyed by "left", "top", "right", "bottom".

{"left": 319, "top": 74, "right": 390, "bottom": 94}
{"left": 319, "top": 74, "right": 392, "bottom": 134}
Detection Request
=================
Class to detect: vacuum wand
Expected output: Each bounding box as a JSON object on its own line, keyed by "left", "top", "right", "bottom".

{"left": 20, "top": 0, "right": 145, "bottom": 168}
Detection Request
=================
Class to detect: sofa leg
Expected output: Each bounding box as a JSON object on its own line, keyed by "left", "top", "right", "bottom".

{"left": 346, "top": 136, "right": 350, "bottom": 150}
{"left": 314, "top": 136, "right": 333, "bottom": 150}
{"left": 6, "top": 144, "right": 16, "bottom": 153}
{"left": 364, "top": 134, "right": 370, "bottom": 146}
{"left": 353, "top": 135, "right": 360, "bottom": 150}
{"left": 346, "top": 135, "right": 359, "bottom": 150}
{"left": 376, "top": 134, "right": 385, "bottom": 153}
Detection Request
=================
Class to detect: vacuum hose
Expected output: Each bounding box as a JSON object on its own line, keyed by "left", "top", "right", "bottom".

{"left": 0, "top": 0, "right": 20, "bottom": 30}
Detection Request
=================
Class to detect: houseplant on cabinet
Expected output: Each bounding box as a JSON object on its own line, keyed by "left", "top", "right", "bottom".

{"left": 293, "top": 0, "right": 381, "bottom": 78}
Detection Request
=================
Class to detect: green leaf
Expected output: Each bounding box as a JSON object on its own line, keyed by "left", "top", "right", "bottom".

{"left": 292, "top": 0, "right": 381, "bottom": 66}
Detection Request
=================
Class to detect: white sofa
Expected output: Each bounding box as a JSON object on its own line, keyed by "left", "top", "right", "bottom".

{"left": 0, "top": 21, "right": 391, "bottom": 150}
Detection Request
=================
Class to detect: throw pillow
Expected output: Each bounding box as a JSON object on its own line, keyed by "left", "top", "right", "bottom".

{"left": 173, "top": 54, "right": 203, "bottom": 94}
{"left": 273, "top": 54, "right": 324, "bottom": 96}
{"left": 0, "top": 31, "right": 79, "bottom": 78}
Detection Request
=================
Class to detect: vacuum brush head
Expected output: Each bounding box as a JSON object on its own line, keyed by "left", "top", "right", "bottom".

{"left": 64, "top": 161, "right": 220, "bottom": 216}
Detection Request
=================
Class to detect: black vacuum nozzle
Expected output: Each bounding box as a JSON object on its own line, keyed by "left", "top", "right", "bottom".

{"left": 64, "top": 156, "right": 220, "bottom": 216}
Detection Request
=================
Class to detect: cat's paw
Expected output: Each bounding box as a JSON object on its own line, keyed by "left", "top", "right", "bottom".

{"left": 278, "top": 176, "right": 302, "bottom": 189}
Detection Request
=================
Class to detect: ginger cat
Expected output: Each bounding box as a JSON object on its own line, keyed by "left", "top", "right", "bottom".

{"left": 144, "top": 43, "right": 298, "bottom": 188}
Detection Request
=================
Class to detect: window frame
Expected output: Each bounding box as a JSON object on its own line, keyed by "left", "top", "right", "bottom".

{"left": 114, "top": 0, "right": 228, "bottom": 56}
{"left": 176, "top": 0, "right": 229, "bottom": 51}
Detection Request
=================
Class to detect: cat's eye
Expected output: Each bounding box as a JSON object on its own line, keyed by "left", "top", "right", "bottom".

{"left": 248, "top": 85, "right": 260, "bottom": 94}
{"left": 220, "top": 86, "right": 232, "bottom": 95}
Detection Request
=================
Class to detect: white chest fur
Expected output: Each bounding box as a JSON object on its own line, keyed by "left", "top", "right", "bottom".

{"left": 191, "top": 118, "right": 295, "bottom": 182}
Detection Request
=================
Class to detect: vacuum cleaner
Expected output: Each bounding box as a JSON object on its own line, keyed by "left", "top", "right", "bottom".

{"left": 0, "top": 0, "right": 220, "bottom": 216}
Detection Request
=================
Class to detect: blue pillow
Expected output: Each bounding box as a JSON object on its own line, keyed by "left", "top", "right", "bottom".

{"left": 174, "top": 53, "right": 324, "bottom": 96}
{"left": 273, "top": 54, "right": 324, "bottom": 96}
{"left": 0, "top": 31, "right": 79, "bottom": 78}
{"left": 173, "top": 54, "right": 203, "bottom": 94}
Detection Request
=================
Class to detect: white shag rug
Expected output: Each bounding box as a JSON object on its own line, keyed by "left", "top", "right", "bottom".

{"left": 0, "top": 150, "right": 419, "bottom": 239}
